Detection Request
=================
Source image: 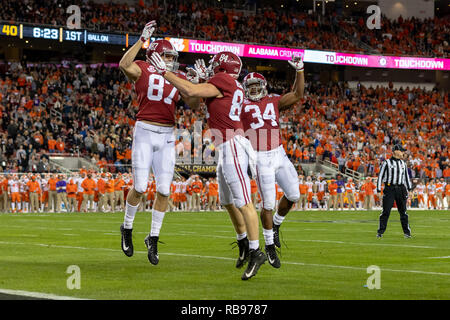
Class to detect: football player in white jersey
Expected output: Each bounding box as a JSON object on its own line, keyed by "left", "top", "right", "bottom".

{"left": 240, "top": 56, "right": 304, "bottom": 268}
{"left": 305, "top": 176, "right": 314, "bottom": 210}
{"left": 119, "top": 21, "right": 200, "bottom": 265}
{"left": 9, "top": 175, "right": 21, "bottom": 213}
{"left": 314, "top": 176, "right": 327, "bottom": 210}
{"left": 19, "top": 175, "right": 28, "bottom": 213}
{"left": 180, "top": 177, "right": 188, "bottom": 211}
{"left": 415, "top": 179, "right": 426, "bottom": 208}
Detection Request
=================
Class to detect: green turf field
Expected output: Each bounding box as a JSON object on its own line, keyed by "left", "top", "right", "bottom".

{"left": 0, "top": 210, "right": 449, "bottom": 300}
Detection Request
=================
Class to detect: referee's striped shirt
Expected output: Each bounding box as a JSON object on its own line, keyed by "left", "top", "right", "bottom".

{"left": 376, "top": 157, "right": 412, "bottom": 192}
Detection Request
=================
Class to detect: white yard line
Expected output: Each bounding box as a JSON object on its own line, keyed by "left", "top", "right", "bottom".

{"left": 0, "top": 240, "right": 449, "bottom": 277}
{"left": 0, "top": 288, "right": 90, "bottom": 300}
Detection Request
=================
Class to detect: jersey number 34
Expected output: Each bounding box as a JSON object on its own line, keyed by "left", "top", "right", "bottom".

{"left": 244, "top": 103, "right": 277, "bottom": 129}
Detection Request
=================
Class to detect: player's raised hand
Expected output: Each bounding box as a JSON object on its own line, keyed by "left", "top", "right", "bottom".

{"left": 288, "top": 55, "right": 304, "bottom": 72}
{"left": 140, "top": 20, "right": 156, "bottom": 42}
{"left": 149, "top": 52, "right": 167, "bottom": 75}
{"left": 194, "top": 59, "right": 211, "bottom": 80}
{"left": 186, "top": 67, "right": 199, "bottom": 84}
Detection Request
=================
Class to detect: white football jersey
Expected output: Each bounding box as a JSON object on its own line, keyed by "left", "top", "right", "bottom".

{"left": 315, "top": 180, "right": 326, "bottom": 192}
{"left": 9, "top": 180, "right": 20, "bottom": 193}
{"left": 416, "top": 184, "right": 425, "bottom": 195}
{"left": 41, "top": 179, "right": 49, "bottom": 191}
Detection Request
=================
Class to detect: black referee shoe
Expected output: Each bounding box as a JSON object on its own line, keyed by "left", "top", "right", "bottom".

{"left": 120, "top": 223, "right": 134, "bottom": 257}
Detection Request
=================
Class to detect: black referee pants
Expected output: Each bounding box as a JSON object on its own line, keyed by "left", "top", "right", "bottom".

{"left": 377, "top": 185, "right": 411, "bottom": 236}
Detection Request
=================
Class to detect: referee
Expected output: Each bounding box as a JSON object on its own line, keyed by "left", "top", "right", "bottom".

{"left": 376, "top": 144, "right": 413, "bottom": 238}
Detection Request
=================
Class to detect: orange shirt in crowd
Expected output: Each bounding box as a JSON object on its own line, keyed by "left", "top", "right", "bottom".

{"left": 56, "top": 141, "right": 65, "bottom": 152}
{"left": 208, "top": 182, "right": 219, "bottom": 197}
{"left": 48, "top": 178, "right": 58, "bottom": 191}
{"left": 445, "top": 184, "right": 450, "bottom": 196}
{"left": 114, "top": 179, "right": 125, "bottom": 191}
{"left": 66, "top": 181, "right": 78, "bottom": 198}
{"left": 27, "top": 180, "right": 41, "bottom": 193}
{"left": 192, "top": 181, "right": 203, "bottom": 193}
{"left": 328, "top": 182, "right": 338, "bottom": 195}
{"left": 362, "top": 182, "right": 376, "bottom": 196}
{"left": 105, "top": 179, "right": 115, "bottom": 193}
{"left": 299, "top": 184, "right": 308, "bottom": 195}
{"left": 97, "top": 178, "right": 106, "bottom": 194}
{"left": 48, "top": 139, "right": 56, "bottom": 151}
{"left": 81, "top": 178, "right": 96, "bottom": 195}
{"left": 443, "top": 168, "right": 450, "bottom": 178}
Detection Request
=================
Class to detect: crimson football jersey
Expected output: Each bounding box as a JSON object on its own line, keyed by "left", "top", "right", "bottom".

{"left": 241, "top": 94, "right": 282, "bottom": 151}
{"left": 134, "top": 60, "right": 186, "bottom": 125}
{"left": 205, "top": 72, "right": 245, "bottom": 145}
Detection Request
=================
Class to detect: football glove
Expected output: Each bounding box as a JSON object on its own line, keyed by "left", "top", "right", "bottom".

{"left": 186, "top": 67, "right": 199, "bottom": 84}
{"left": 194, "top": 59, "right": 212, "bottom": 81}
{"left": 140, "top": 20, "right": 156, "bottom": 42}
{"left": 149, "top": 52, "right": 167, "bottom": 76}
{"left": 288, "top": 55, "right": 304, "bottom": 72}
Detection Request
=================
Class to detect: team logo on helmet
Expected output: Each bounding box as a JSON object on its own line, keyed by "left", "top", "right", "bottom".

{"left": 146, "top": 39, "right": 179, "bottom": 72}
{"left": 210, "top": 51, "right": 242, "bottom": 77}
{"left": 243, "top": 72, "right": 268, "bottom": 101}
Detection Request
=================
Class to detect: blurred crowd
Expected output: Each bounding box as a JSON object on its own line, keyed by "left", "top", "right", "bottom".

{"left": 0, "top": 170, "right": 448, "bottom": 213}
{"left": 0, "top": 61, "right": 449, "bottom": 183}
{"left": 1, "top": 0, "right": 448, "bottom": 57}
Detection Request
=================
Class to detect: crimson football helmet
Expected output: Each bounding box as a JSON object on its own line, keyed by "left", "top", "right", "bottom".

{"left": 146, "top": 39, "right": 179, "bottom": 72}
{"left": 243, "top": 72, "right": 268, "bottom": 101}
{"left": 209, "top": 51, "right": 242, "bottom": 78}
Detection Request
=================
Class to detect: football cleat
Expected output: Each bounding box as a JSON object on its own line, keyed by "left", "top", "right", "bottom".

{"left": 273, "top": 224, "right": 281, "bottom": 248}
{"left": 404, "top": 234, "right": 412, "bottom": 239}
{"left": 120, "top": 223, "right": 134, "bottom": 257}
{"left": 234, "top": 237, "right": 249, "bottom": 269}
{"left": 265, "top": 244, "right": 281, "bottom": 269}
{"left": 241, "top": 248, "right": 267, "bottom": 280}
{"left": 144, "top": 234, "right": 160, "bottom": 265}
{"left": 376, "top": 233, "right": 383, "bottom": 239}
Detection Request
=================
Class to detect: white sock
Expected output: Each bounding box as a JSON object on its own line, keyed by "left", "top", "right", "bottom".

{"left": 236, "top": 232, "right": 247, "bottom": 241}
{"left": 123, "top": 202, "right": 139, "bottom": 229}
{"left": 263, "top": 228, "right": 274, "bottom": 246}
{"left": 11, "top": 203, "right": 15, "bottom": 211}
{"left": 273, "top": 213, "right": 285, "bottom": 226}
{"left": 249, "top": 240, "right": 259, "bottom": 250}
{"left": 150, "top": 209, "right": 165, "bottom": 237}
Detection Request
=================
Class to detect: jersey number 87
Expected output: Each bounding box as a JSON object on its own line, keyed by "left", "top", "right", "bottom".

{"left": 147, "top": 74, "right": 178, "bottom": 105}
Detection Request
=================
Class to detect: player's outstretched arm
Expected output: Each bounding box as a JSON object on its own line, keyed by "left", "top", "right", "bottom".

{"left": 149, "top": 52, "right": 222, "bottom": 99}
{"left": 119, "top": 21, "right": 156, "bottom": 82}
{"left": 279, "top": 56, "right": 305, "bottom": 110}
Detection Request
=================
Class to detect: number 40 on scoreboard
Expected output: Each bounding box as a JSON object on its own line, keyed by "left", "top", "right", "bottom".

{"left": 1, "top": 24, "right": 18, "bottom": 37}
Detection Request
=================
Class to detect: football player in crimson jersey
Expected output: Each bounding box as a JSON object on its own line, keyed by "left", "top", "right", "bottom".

{"left": 118, "top": 21, "right": 199, "bottom": 265}
{"left": 240, "top": 56, "right": 304, "bottom": 267}
{"left": 149, "top": 49, "right": 266, "bottom": 281}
